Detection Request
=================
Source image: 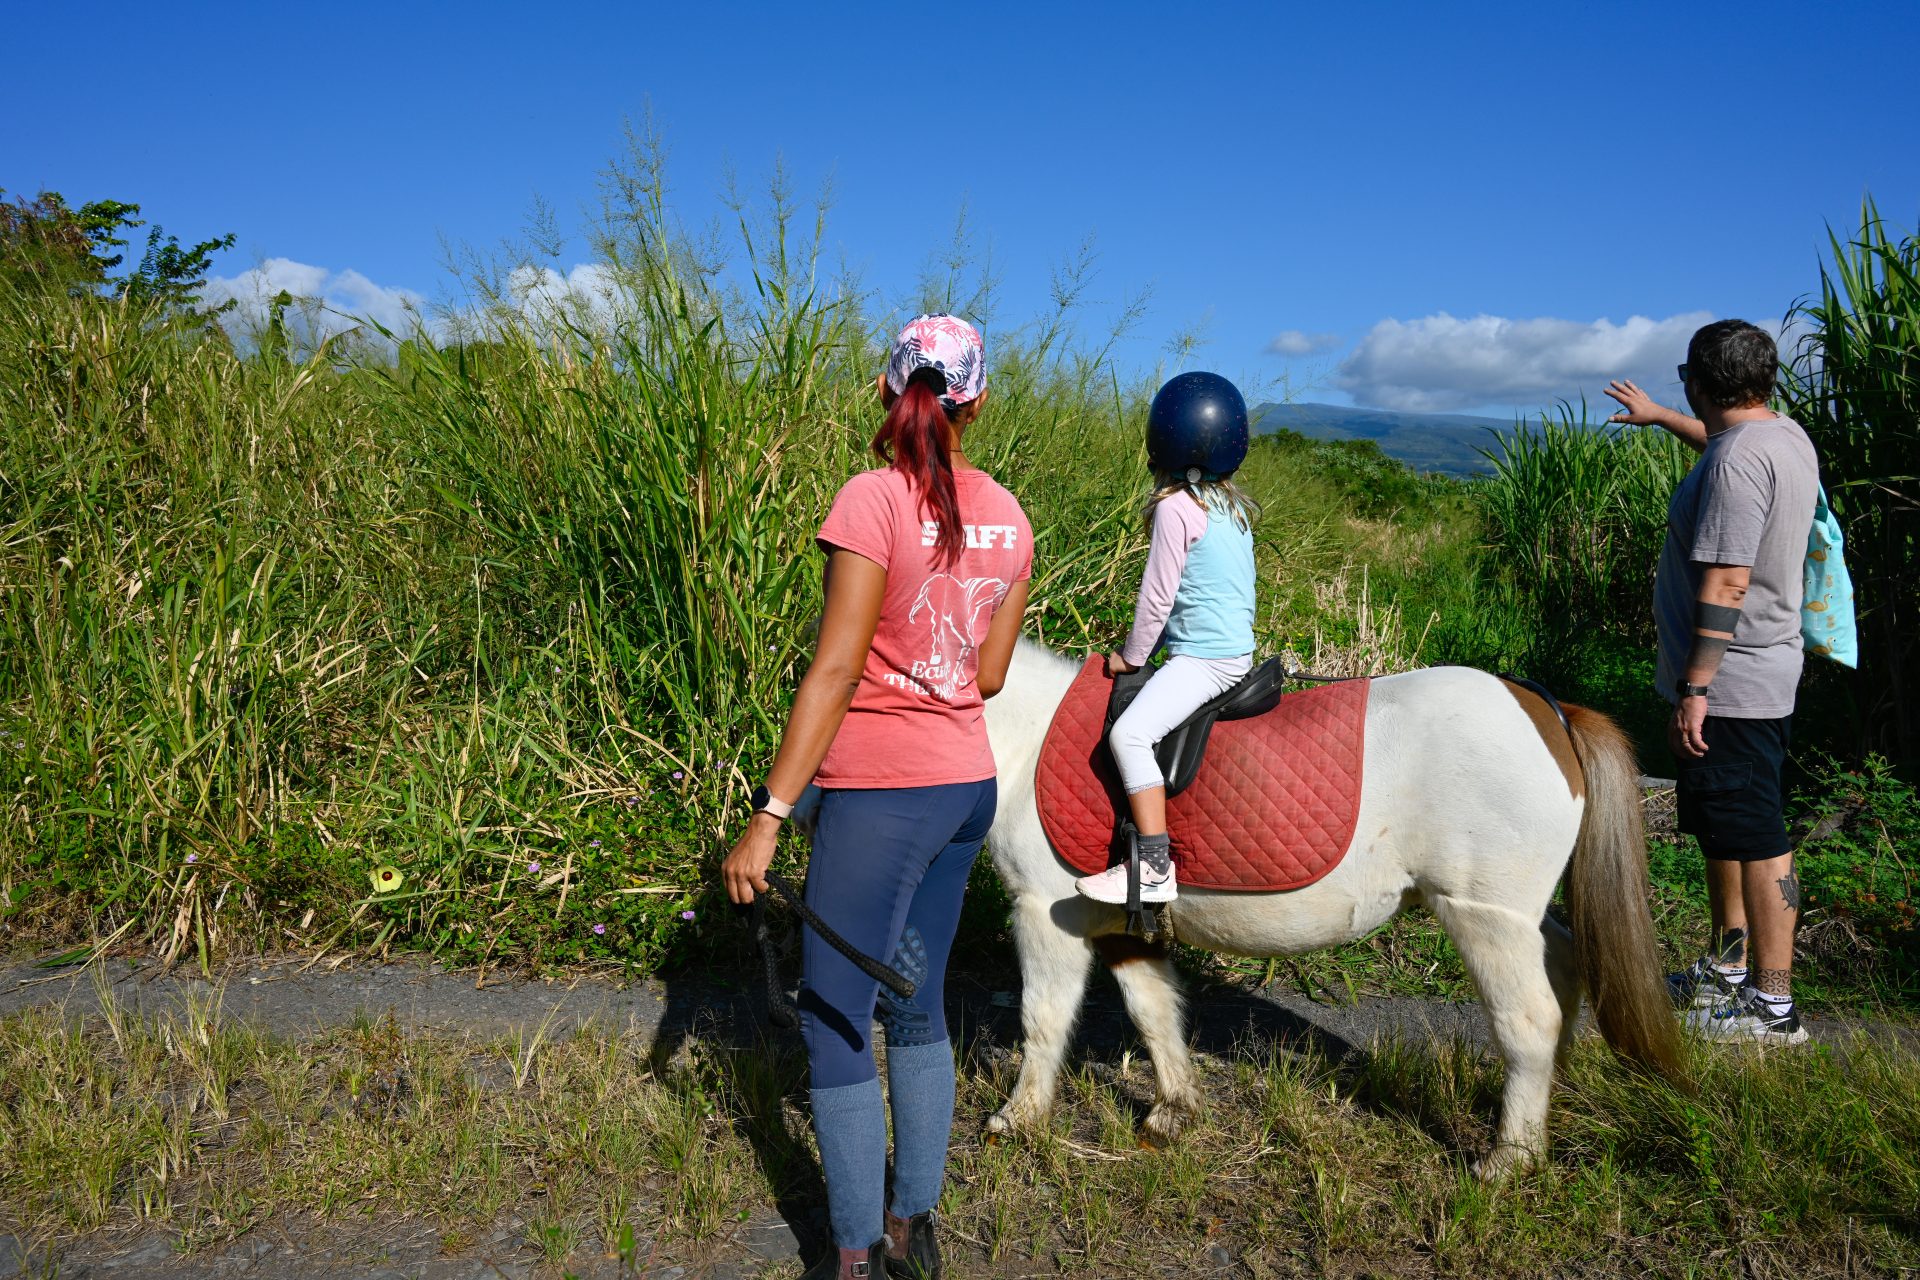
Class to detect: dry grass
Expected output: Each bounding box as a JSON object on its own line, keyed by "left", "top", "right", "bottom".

{"left": 3, "top": 980, "right": 1916, "bottom": 1278}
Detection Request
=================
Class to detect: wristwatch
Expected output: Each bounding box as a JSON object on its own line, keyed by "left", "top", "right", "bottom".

{"left": 1675, "top": 679, "right": 1712, "bottom": 699}
{"left": 750, "top": 784, "right": 794, "bottom": 821}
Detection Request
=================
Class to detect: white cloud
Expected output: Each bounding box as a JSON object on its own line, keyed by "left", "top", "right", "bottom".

{"left": 201, "top": 257, "right": 428, "bottom": 344}
{"left": 1266, "top": 329, "right": 1343, "bottom": 358}
{"left": 502, "top": 262, "right": 626, "bottom": 328}
{"left": 1332, "top": 310, "right": 1717, "bottom": 413}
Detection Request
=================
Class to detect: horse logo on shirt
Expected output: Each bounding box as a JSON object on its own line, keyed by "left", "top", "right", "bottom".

{"left": 907, "top": 575, "right": 1008, "bottom": 701}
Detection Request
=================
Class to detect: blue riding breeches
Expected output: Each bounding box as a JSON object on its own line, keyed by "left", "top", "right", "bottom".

{"left": 797, "top": 779, "right": 997, "bottom": 1089}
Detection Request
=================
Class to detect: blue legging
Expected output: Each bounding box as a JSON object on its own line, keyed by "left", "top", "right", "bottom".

{"left": 801, "top": 779, "right": 995, "bottom": 1248}
{"left": 798, "top": 778, "right": 996, "bottom": 1088}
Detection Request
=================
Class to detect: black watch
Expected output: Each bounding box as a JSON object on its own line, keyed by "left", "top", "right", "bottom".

{"left": 750, "top": 784, "right": 793, "bottom": 820}
{"left": 1675, "top": 679, "right": 1712, "bottom": 699}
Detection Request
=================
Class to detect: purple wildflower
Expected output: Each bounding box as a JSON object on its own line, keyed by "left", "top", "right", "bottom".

{"left": 528, "top": 860, "right": 541, "bottom": 875}
{"left": 672, "top": 770, "right": 684, "bottom": 781}
{"left": 589, "top": 839, "right": 601, "bottom": 848}
{"left": 185, "top": 853, "right": 198, "bottom": 865}
{"left": 593, "top": 923, "right": 606, "bottom": 936}
{"left": 680, "top": 910, "right": 696, "bottom": 921}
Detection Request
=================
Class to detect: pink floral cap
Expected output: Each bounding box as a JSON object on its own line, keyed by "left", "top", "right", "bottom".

{"left": 885, "top": 314, "right": 986, "bottom": 411}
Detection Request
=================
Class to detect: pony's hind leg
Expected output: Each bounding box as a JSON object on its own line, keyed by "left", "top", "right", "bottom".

{"left": 1540, "top": 913, "right": 1582, "bottom": 1064}
{"left": 1096, "top": 935, "right": 1201, "bottom": 1147}
{"left": 986, "top": 894, "right": 1096, "bottom": 1137}
{"left": 1426, "top": 893, "right": 1562, "bottom": 1180}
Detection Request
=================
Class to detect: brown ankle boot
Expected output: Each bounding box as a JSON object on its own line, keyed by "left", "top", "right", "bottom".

{"left": 802, "top": 1237, "right": 888, "bottom": 1279}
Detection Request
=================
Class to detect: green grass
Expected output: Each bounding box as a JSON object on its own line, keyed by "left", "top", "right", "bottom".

{"left": 2, "top": 151, "right": 1912, "bottom": 1035}
{"left": 2, "top": 992, "right": 1915, "bottom": 1277}
{"left": 0, "top": 152, "right": 1505, "bottom": 976}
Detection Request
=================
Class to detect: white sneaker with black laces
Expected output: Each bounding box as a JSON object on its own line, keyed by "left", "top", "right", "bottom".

{"left": 1074, "top": 860, "right": 1177, "bottom": 905}
{"left": 1667, "top": 957, "right": 1743, "bottom": 1011}
{"left": 1688, "top": 983, "right": 1809, "bottom": 1046}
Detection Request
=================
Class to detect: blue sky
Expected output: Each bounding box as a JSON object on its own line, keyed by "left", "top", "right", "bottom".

{"left": 7, "top": 1, "right": 1916, "bottom": 417}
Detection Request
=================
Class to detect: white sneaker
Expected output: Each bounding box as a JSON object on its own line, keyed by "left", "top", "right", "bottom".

{"left": 1687, "top": 983, "right": 1810, "bottom": 1046}
{"left": 1075, "top": 859, "right": 1177, "bottom": 905}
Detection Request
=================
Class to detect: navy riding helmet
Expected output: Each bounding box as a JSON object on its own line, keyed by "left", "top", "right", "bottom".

{"left": 1146, "top": 372, "right": 1249, "bottom": 480}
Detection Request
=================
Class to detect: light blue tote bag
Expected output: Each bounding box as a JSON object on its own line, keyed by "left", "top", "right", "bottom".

{"left": 1802, "top": 486, "right": 1858, "bottom": 667}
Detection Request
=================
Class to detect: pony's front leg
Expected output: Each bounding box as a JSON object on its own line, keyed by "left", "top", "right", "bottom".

{"left": 986, "top": 893, "right": 1096, "bottom": 1137}
{"left": 1096, "top": 935, "right": 1200, "bottom": 1146}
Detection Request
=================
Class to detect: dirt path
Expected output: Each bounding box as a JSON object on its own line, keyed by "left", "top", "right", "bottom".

{"left": 1, "top": 948, "right": 1906, "bottom": 1280}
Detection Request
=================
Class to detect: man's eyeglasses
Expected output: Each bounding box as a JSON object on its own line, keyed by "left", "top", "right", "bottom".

{"left": 1676, "top": 363, "right": 1690, "bottom": 383}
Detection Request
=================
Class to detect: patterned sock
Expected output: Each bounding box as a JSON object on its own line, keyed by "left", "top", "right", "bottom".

{"left": 1713, "top": 963, "right": 1749, "bottom": 985}
{"left": 1136, "top": 831, "right": 1172, "bottom": 876}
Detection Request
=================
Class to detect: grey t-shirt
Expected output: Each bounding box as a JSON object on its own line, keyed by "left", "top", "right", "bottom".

{"left": 1654, "top": 415, "right": 1820, "bottom": 719}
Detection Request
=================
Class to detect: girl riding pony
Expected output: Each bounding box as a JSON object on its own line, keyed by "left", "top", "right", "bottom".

{"left": 1076, "top": 372, "right": 1257, "bottom": 907}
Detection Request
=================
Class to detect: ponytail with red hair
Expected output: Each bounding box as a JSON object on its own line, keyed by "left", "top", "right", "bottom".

{"left": 872, "top": 366, "right": 964, "bottom": 566}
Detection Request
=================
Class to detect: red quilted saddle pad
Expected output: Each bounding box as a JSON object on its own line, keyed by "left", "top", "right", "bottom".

{"left": 1036, "top": 656, "right": 1369, "bottom": 891}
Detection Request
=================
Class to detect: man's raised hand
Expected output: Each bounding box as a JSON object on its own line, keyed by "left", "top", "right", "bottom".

{"left": 1604, "top": 378, "right": 1662, "bottom": 425}
{"left": 1604, "top": 379, "right": 1708, "bottom": 452}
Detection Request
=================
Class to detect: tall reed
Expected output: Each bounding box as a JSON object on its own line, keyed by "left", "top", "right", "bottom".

{"left": 1781, "top": 200, "right": 1920, "bottom": 761}
{"left": 0, "top": 148, "right": 1504, "bottom": 968}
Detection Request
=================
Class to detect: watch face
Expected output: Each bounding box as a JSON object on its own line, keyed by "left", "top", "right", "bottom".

{"left": 750, "top": 784, "right": 771, "bottom": 812}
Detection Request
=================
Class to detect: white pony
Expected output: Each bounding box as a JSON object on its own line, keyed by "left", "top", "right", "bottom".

{"left": 978, "top": 638, "right": 1683, "bottom": 1176}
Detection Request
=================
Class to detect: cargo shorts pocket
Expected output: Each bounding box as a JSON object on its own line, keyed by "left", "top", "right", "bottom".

{"left": 1683, "top": 761, "right": 1753, "bottom": 794}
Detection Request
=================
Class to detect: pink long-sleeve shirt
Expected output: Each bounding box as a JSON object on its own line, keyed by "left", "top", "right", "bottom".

{"left": 1119, "top": 491, "right": 1213, "bottom": 666}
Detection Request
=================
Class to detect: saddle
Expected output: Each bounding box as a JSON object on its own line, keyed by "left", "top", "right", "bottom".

{"left": 1036, "top": 656, "right": 1370, "bottom": 903}
{"left": 1105, "top": 657, "right": 1289, "bottom": 798}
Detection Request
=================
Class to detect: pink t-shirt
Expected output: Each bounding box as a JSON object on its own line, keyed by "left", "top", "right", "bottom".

{"left": 814, "top": 467, "right": 1033, "bottom": 789}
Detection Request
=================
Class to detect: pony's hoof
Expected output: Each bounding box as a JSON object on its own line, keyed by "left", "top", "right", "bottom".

{"left": 1470, "top": 1144, "right": 1539, "bottom": 1182}
{"left": 1140, "top": 1104, "right": 1192, "bottom": 1149}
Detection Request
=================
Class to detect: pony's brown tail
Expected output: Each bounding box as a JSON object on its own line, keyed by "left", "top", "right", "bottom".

{"left": 1563, "top": 703, "right": 1687, "bottom": 1084}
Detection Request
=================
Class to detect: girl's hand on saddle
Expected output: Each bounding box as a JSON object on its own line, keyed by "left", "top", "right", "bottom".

{"left": 722, "top": 813, "right": 781, "bottom": 905}
{"left": 1105, "top": 652, "right": 1138, "bottom": 677}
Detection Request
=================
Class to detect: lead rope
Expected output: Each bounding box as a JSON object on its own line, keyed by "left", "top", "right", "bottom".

{"left": 750, "top": 869, "right": 917, "bottom": 1030}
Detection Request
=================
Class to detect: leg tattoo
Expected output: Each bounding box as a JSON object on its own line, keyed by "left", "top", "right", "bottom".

{"left": 1777, "top": 872, "right": 1801, "bottom": 911}
{"left": 1711, "top": 925, "right": 1748, "bottom": 967}
{"left": 1753, "top": 966, "right": 1792, "bottom": 997}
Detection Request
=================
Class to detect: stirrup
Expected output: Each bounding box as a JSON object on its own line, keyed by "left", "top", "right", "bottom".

{"left": 1120, "top": 824, "right": 1161, "bottom": 939}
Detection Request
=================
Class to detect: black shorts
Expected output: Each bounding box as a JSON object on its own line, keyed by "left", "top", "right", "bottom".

{"left": 1674, "top": 714, "right": 1792, "bottom": 861}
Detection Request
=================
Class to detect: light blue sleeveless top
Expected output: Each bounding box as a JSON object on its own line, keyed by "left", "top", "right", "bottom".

{"left": 1164, "top": 499, "right": 1255, "bottom": 659}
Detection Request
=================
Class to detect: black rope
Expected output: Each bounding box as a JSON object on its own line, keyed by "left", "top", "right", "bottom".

{"left": 751, "top": 890, "right": 800, "bottom": 1030}
{"left": 749, "top": 868, "right": 917, "bottom": 1028}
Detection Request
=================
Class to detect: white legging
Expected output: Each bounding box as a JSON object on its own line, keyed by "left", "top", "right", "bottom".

{"left": 1109, "top": 653, "right": 1253, "bottom": 795}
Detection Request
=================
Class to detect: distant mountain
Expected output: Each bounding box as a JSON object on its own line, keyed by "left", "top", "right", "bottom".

{"left": 1253, "top": 401, "right": 1526, "bottom": 477}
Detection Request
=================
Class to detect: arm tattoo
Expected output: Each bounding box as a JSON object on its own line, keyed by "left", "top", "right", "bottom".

{"left": 1693, "top": 600, "right": 1743, "bottom": 636}
{"left": 1777, "top": 871, "right": 1801, "bottom": 911}
{"left": 1685, "top": 633, "right": 1731, "bottom": 677}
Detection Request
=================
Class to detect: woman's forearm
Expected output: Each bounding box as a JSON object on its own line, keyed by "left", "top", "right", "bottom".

{"left": 760, "top": 662, "right": 860, "bottom": 805}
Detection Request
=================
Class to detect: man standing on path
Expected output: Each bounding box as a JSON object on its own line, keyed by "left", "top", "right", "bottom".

{"left": 1605, "top": 319, "right": 1820, "bottom": 1045}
